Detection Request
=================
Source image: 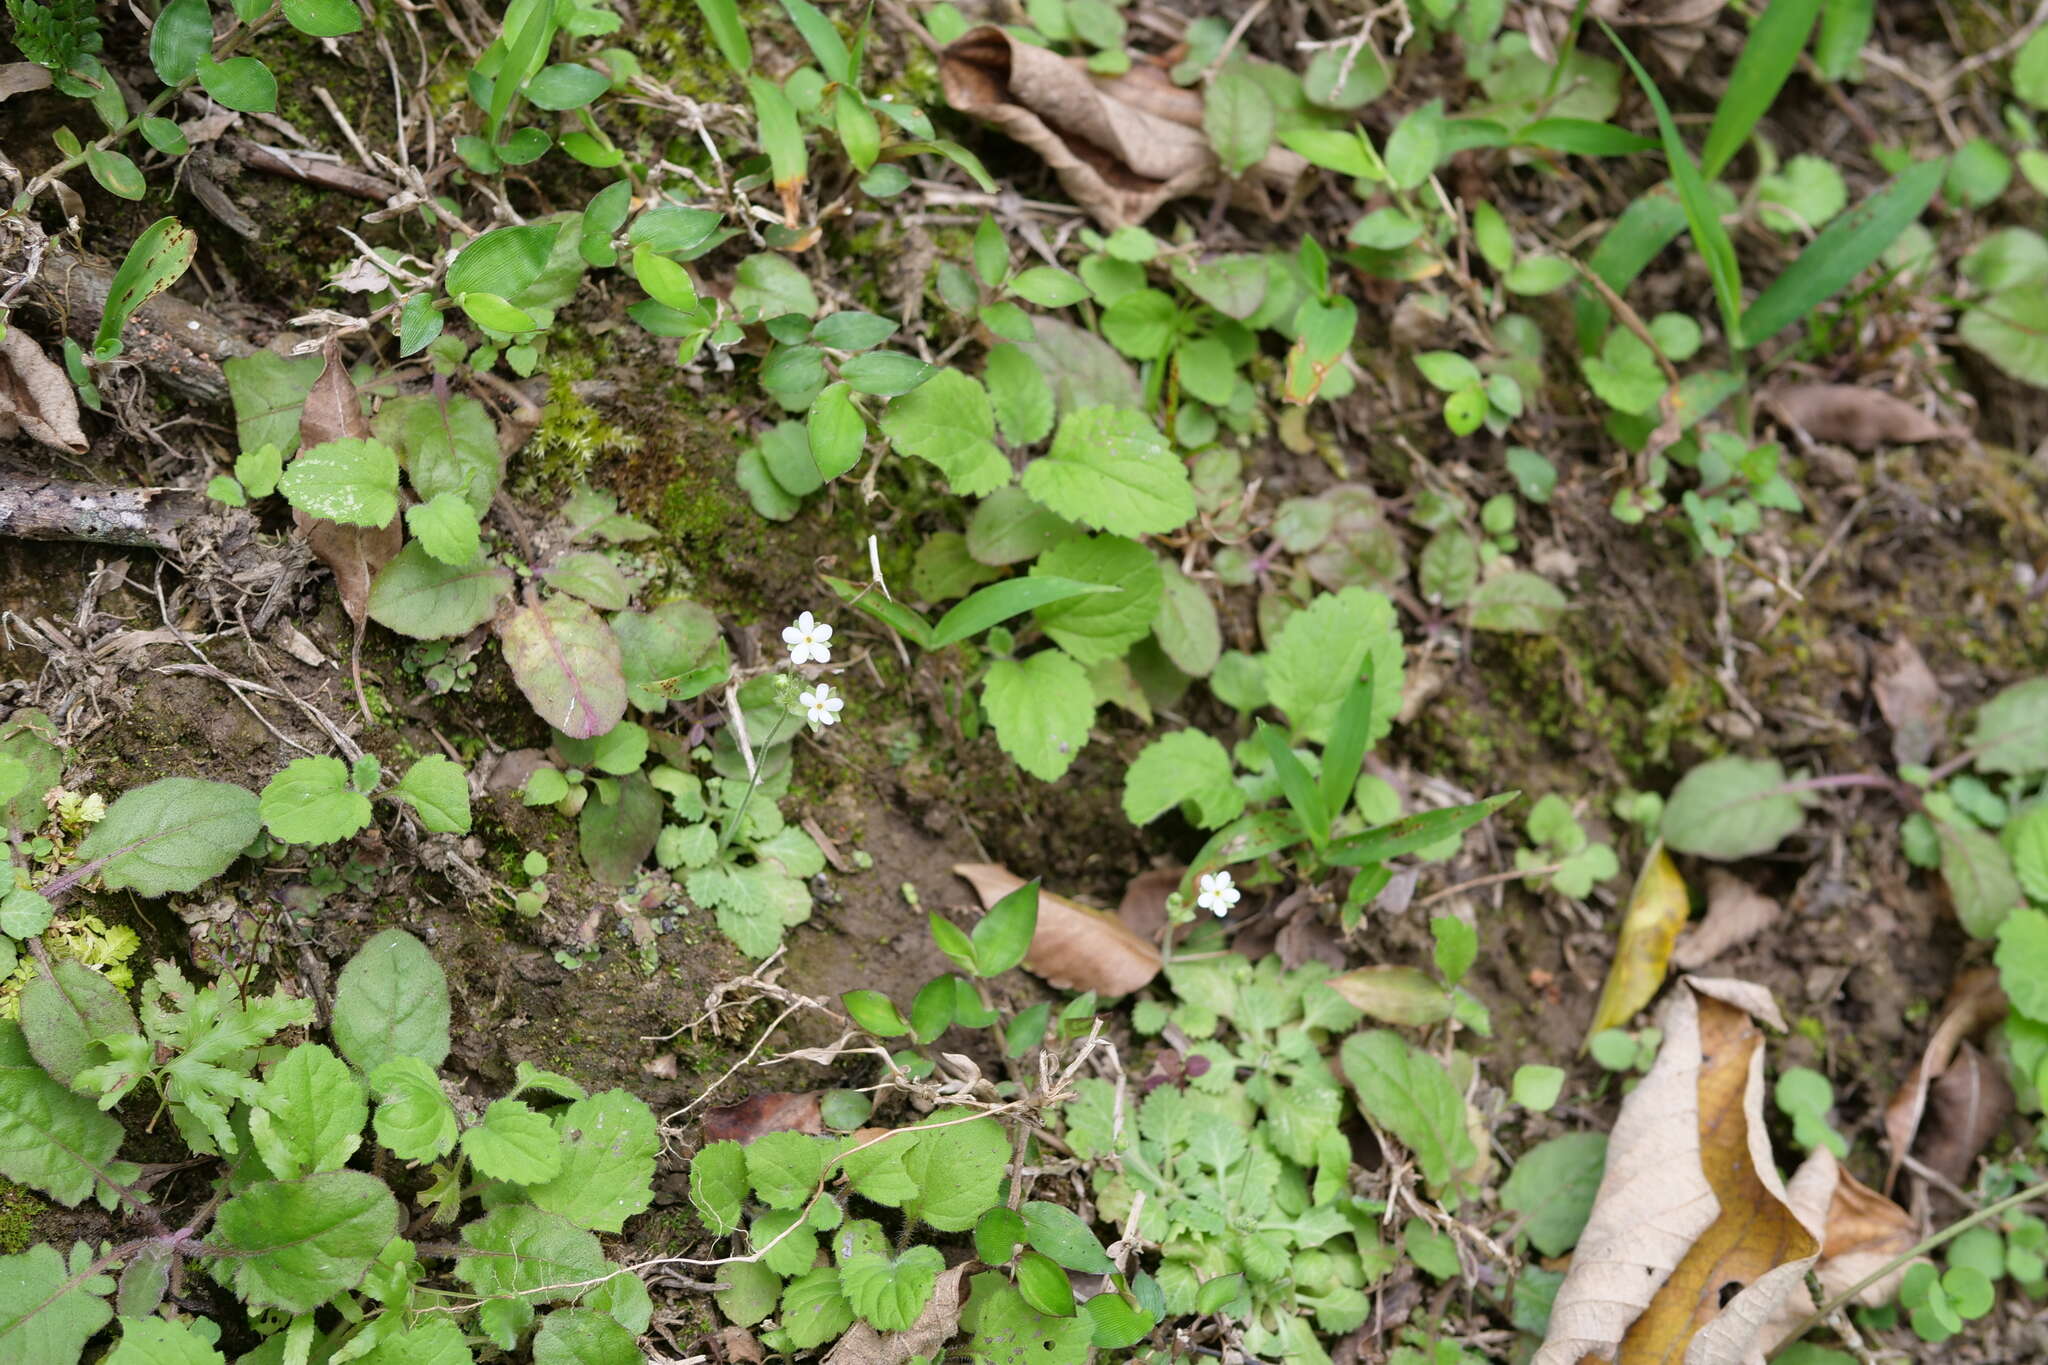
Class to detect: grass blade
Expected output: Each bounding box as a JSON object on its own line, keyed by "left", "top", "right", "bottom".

{"left": 824, "top": 575, "right": 934, "bottom": 651}
{"left": 1325, "top": 792, "right": 1520, "bottom": 868}
{"left": 1741, "top": 155, "right": 1947, "bottom": 345}
{"left": 929, "top": 577, "right": 1113, "bottom": 649}
{"left": 1318, "top": 670, "right": 1377, "bottom": 818}
{"left": 1604, "top": 22, "right": 1746, "bottom": 349}
{"left": 693, "top": 0, "right": 752, "bottom": 74}
{"left": 779, "top": 0, "right": 852, "bottom": 87}
{"left": 1700, "top": 0, "right": 1824, "bottom": 181}
{"left": 1575, "top": 189, "right": 1687, "bottom": 351}
{"left": 1258, "top": 722, "right": 1329, "bottom": 848}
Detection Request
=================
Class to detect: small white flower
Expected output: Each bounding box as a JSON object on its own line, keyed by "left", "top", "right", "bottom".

{"left": 783, "top": 611, "right": 834, "bottom": 666}
{"left": 1196, "top": 871, "right": 1240, "bottom": 917}
{"left": 801, "top": 683, "right": 844, "bottom": 727}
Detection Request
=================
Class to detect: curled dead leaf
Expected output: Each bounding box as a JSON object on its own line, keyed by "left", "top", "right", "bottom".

{"left": 0, "top": 327, "right": 89, "bottom": 455}
{"left": 701, "top": 1091, "right": 825, "bottom": 1144}
{"left": 1769, "top": 384, "right": 1960, "bottom": 450}
{"left": 1882, "top": 967, "right": 2008, "bottom": 1192}
{"left": 1916, "top": 1041, "right": 2014, "bottom": 1191}
{"left": 954, "top": 863, "right": 1160, "bottom": 996}
{"left": 1815, "top": 1155, "right": 1918, "bottom": 1307}
{"left": 0, "top": 61, "right": 54, "bottom": 103}
{"left": 1584, "top": 841, "right": 1690, "bottom": 1044}
{"left": 716, "top": 1326, "right": 766, "bottom": 1365}
{"left": 1872, "top": 636, "right": 1950, "bottom": 768}
{"left": 940, "top": 28, "right": 1306, "bottom": 229}
{"left": 1671, "top": 870, "right": 1780, "bottom": 970}
{"left": 293, "top": 342, "right": 397, "bottom": 627}
{"left": 1538, "top": 978, "right": 1819, "bottom": 1365}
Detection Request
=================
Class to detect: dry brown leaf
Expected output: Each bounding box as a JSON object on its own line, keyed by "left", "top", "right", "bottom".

{"left": 0, "top": 62, "right": 53, "bottom": 102}
{"left": 292, "top": 342, "right": 397, "bottom": 627}
{"left": 1584, "top": 841, "right": 1690, "bottom": 1044}
{"left": 1872, "top": 637, "right": 1950, "bottom": 768}
{"left": 0, "top": 327, "right": 89, "bottom": 454}
{"left": 1769, "top": 384, "right": 1960, "bottom": 450}
{"left": 823, "top": 1263, "right": 969, "bottom": 1365}
{"left": 1538, "top": 978, "right": 1820, "bottom": 1365}
{"left": 954, "top": 863, "right": 1160, "bottom": 996}
{"left": 1117, "top": 865, "right": 1181, "bottom": 944}
{"left": 1882, "top": 967, "right": 2007, "bottom": 1192}
{"left": 701, "top": 1091, "right": 825, "bottom": 1144}
{"left": 1544, "top": 0, "right": 1728, "bottom": 74}
{"left": 716, "top": 1326, "right": 766, "bottom": 1365}
{"left": 1917, "top": 1041, "right": 2014, "bottom": 1189}
{"left": 1816, "top": 1157, "right": 1917, "bottom": 1306}
{"left": 1671, "top": 871, "right": 1780, "bottom": 970}
{"left": 940, "top": 28, "right": 1306, "bottom": 229}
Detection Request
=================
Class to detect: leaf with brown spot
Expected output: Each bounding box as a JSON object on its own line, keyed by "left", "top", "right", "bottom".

{"left": 1671, "top": 871, "right": 1779, "bottom": 970}
{"left": 1584, "top": 841, "right": 1691, "bottom": 1044}
{"left": 1769, "top": 384, "right": 1960, "bottom": 450}
{"left": 939, "top": 28, "right": 1306, "bottom": 229}
{"left": 701, "top": 1092, "right": 824, "bottom": 1144}
{"left": 0, "top": 327, "right": 88, "bottom": 454}
{"left": 1881, "top": 967, "right": 2007, "bottom": 1192}
{"left": 1872, "top": 637, "right": 1950, "bottom": 768}
{"left": 1536, "top": 979, "right": 1822, "bottom": 1365}
{"left": 954, "top": 863, "right": 1159, "bottom": 996}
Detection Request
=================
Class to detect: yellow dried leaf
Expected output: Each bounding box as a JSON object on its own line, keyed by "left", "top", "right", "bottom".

{"left": 1584, "top": 841, "right": 1689, "bottom": 1046}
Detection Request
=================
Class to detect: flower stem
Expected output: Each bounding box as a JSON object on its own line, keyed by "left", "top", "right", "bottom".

{"left": 718, "top": 708, "right": 792, "bottom": 856}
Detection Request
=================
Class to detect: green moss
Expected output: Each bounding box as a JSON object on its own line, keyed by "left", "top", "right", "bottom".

{"left": 0, "top": 1182, "right": 43, "bottom": 1254}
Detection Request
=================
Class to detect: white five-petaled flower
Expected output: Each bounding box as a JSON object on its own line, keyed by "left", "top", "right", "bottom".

{"left": 1196, "top": 870, "right": 1240, "bottom": 917}
{"left": 801, "top": 683, "right": 844, "bottom": 727}
{"left": 783, "top": 611, "right": 834, "bottom": 666}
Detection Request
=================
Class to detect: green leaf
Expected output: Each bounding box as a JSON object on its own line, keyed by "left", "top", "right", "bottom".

{"left": 1659, "top": 757, "right": 1805, "bottom": 859}
{"left": 971, "top": 878, "right": 1039, "bottom": 978}
{"left": 983, "top": 651, "right": 1095, "bottom": 781}
{"left": 149, "top": 0, "right": 211, "bottom": 85}
{"left": 1320, "top": 671, "right": 1381, "bottom": 816}
{"left": 0, "top": 1019, "right": 128, "bottom": 1206}
{"left": 610, "top": 601, "right": 722, "bottom": 710}
{"left": 842, "top": 989, "right": 909, "bottom": 1037}
{"left": 527, "top": 61, "right": 608, "bottom": 110}
{"left": 1021, "top": 1200, "right": 1114, "bottom": 1273}
{"left": 196, "top": 54, "right": 276, "bottom": 111}
{"left": 1605, "top": 24, "right": 1744, "bottom": 347}
{"left": 1968, "top": 677, "right": 2048, "bottom": 775}
{"left": 984, "top": 344, "right": 1055, "bottom": 448}
{"left": 370, "top": 1056, "right": 458, "bottom": 1163}
{"left": 527, "top": 1090, "right": 659, "bottom": 1232}
{"left": 1940, "top": 818, "right": 2023, "bottom": 939}
{"left": 1325, "top": 792, "right": 1519, "bottom": 867}
{"left": 282, "top": 0, "right": 361, "bottom": 34}
{"left": 1469, "top": 570, "right": 1568, "bottom": 633}
{"left": 20, "top": 958, "right": 138, "bottom": 1091}
{"left": 748, "top": 1131, "right": 832, "bottom": 1208}
{"left": 1512, "top": 1064, "right": 1567, "bottom": 1112}
{"left": 405, "top": 492, "right": 482, "bottom": 567}
{"left": 837, "top": 1225, "right": 943, "bottom": 1330}
{"left": 1010, "top": 267, "right": 1090, "bottom": 309}
{"left": 331, "top": 929, "right": 452, "bottom": 1075}
{"left": 278, "top": 438, "right": 401, "bottom": 527}
{"left": 226, "top": 351, "right": 323, "bottom": 458}
{"left": 688, "top": 1140, "right": 748, "bottom": 1236}
{"left": 541, "top": 552, "right": 633, "bottom": 611}
{"left": 1123, "top": 730, "right": 1244, "bottom": 830}
{"left": 967, "top": 487, "right": 1073, "bottom": 566}
{"left": 94, "top": 218, "right": 197, "bottom": 360}
{"left": 1030, "top": 535, "right": 1162, "bottom": 664}
{"left": 1340, "top": 1029, "right": 1477, "bottom": 1190}
{"left": 532, "top": 1307, "right": 639, "bottom": 1365}
{"left": 693, "top": 0, "right": 751, "bottom": 71}
{"left": 215, "top": 1171, "right": 401, "bottom": 1313}
{"left": 0, "top": 889, "right": 51, "bottom": 939}
{"left": 456, "top": 1205, "right": 620, "bottom": 1350}
{"left": 1152, "top": 562, "right": 1221, "bottom": 677}
{"left": 808, "top": 381, "right": 867, "bottom": 481}
{"left": 103, "top": 1315, "right": 225, "bottom": 1365}
{"left": 1020, "top": 407, "right": 1194, "bottom": 537}
{"left": 464, "top": 1098, "right": 566, "bottom": 1184}
{"left": 1743, "top": 156, "right": 1946, "bottom": 345}
{"left": 498, "top": 595, "right": 629, "bottom": 740}
{"left": 371, "top": 393, "right": 502, "bottom": 514}
{"left": 1258, "top": 722, "right": 1329, "bottom": 845}
{"left": 879, "top": 368, "right": 1009, "bottom": 496}
{"left": 77, "top": 777, "right": 260, "bottom": 896}
{"left": 393, "top": 755, "right": 472, "bottom": 834}
{"left": 1265, "top": 585, "right": 1403, "bottom": 744}
{"left": 1432, "top": 915, "right": 1479, "bottom": 986}
{"left": 926, "top": 576, "right": 1096, "bottom": 649}
{"left": 261, "top": 755, "right": 373, "bottom": 846}
{"left": 1500, "top": 1132, "right": 1606, "bottom": 1256}
{"left": 897, "top": 1110, "right": 1010, "bottom": 1230}
{"left": 1084, "top": 1292, "right": 1155, "bottom": 1348}
{"left": 1699, "top": 0, "right": 1823, "bottom": 179}
{"left": 0, "top": 1243, "right": 113, "bottom": 1363}
{"left": 448, "top": 222, "right": 561, "bottom": 300}
{"left": 782, "top": 1267, "right": 855, "bottom": 1349}
{"left": 1016, "top": 1250, "right": 1076, "bottom": 1317}
{"left": 579, "top": 770, "right": 662, "bottom": 886}
{"left": 367, "top": 544, "right": 512, "bottom": 640}
{"left": 249, "top": 1043, "right": 366, "bottom": 1180}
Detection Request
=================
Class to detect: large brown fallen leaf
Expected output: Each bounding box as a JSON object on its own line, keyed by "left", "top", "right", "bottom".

{"left": 0, "top": 326, "right": 89, "bottom": 454}
{"left": 1916, "top": 1041, "right": 2013, "bottom": 1190}
{"left": 1881, "top": 967, "right": 2008, "bottom": 1192}
{"left": 954, "top": 863, "right": 1159, "bottom": 996}
{"left": 1538, "top": 978, "right": 1822, "bottom": 1365}
{"left": 1670, "top": 871, "right": 1779, "bottom": 970}
{"left": 293, "top": 343, "right": 400, "bottom": 629}
{"left": 940, "top": 28, "right": 1306, "bottom": 228}
{"left": 1768, "top": 384, "right": 1960, "bottom": 451}
{"left": 1584, "top": 841, "right": 1690, "bottom": 1044}
{"left": 1812, "top": 1153, "right": 1917, "bottom": 1307}
{"left": 1871, "top": 636, "right": 1950, "bottom": 768}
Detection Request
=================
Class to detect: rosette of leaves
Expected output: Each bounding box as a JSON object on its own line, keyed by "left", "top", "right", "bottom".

{"left": 0, "top": 928, "right": 660, "bottom": 1359}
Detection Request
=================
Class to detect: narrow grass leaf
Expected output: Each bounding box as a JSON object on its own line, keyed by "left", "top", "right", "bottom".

{"left": 1700, "top": 0, "right": 1824, "bottom": 180}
